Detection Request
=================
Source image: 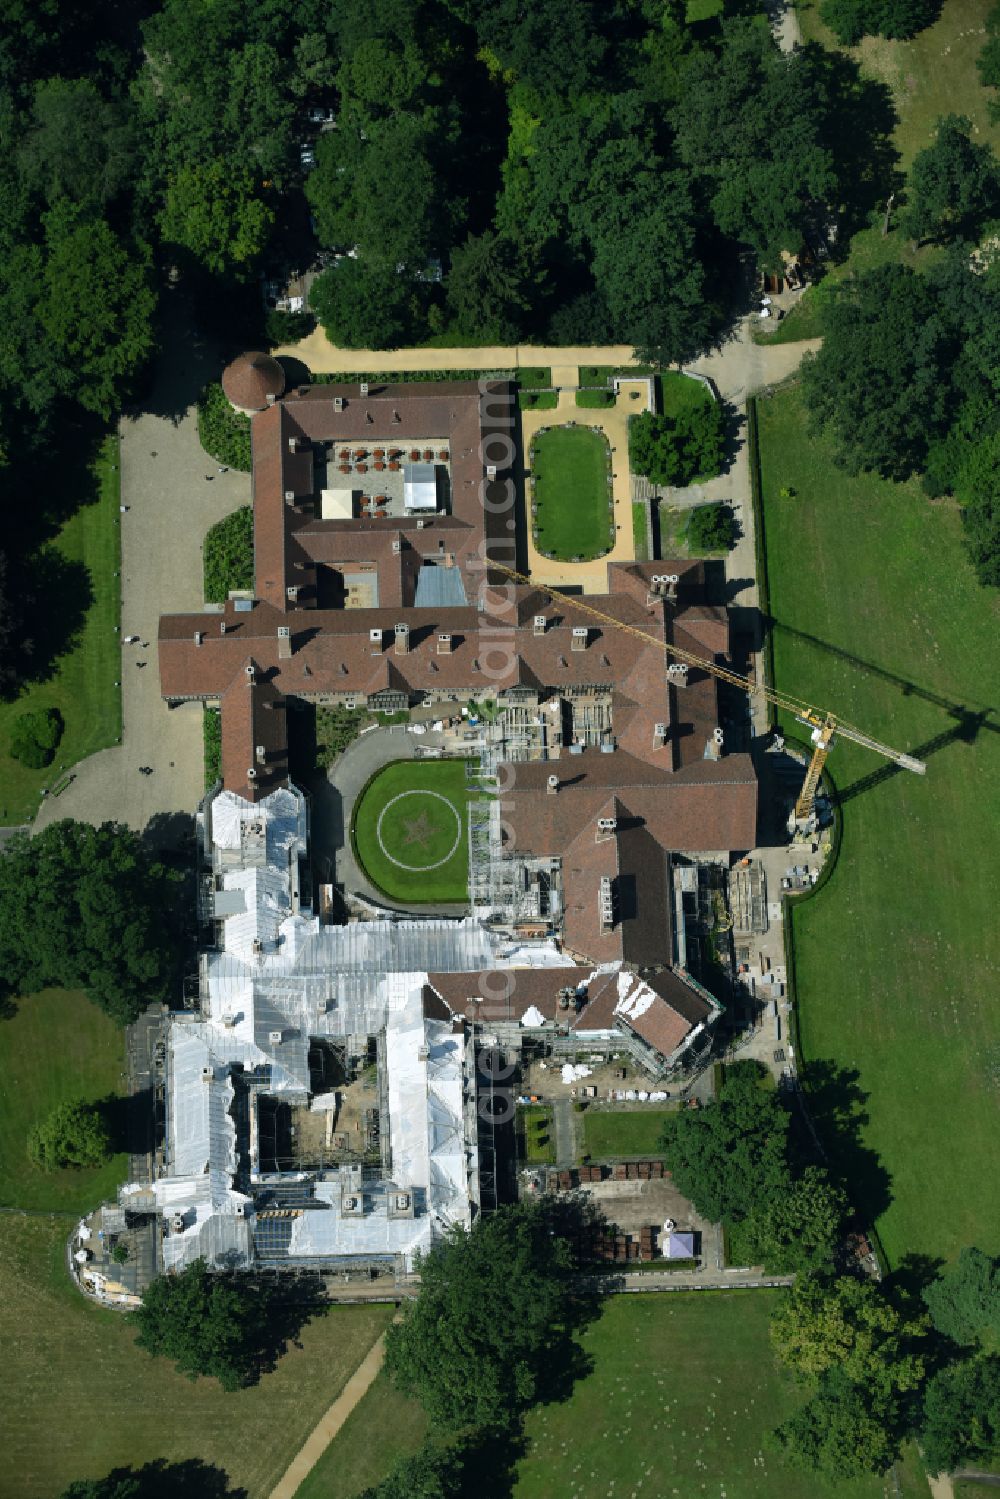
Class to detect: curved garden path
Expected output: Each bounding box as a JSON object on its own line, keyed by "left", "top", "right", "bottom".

{"left": 268, "top": 1330, "right": 388, "bottom": 1499}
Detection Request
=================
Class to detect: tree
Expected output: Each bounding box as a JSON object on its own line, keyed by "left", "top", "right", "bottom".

{"left": 133, "top": 1260, "right": 275, "bottom": 1390}
{"left": 820, "top": 0, "right": 938, "bottom": 45}
{"left": 0, "top": 547, "right": 35, "bottom": 699}
{"left": 921, "top": 1355, "right": 1000, "bottom": 1472}
{"left": 671, "top": 22, "right": 839, "bottom": 268}
{"left": 445, "top": 231, "right": 537, "bottom": 342}
{"left": 923, "top": 1247, "right": 1000, "bottom": 1346}
{"left": 770, "top": 1365, "right": 900, "bottom": 1477}
{"left": 744, "top": 1166, "right": 847, "bottom": 1274}
{"left": 309, "top": 257, "right": 418, "bottom": 349}
{"left": 358, "top": 1443, "right": 466, "bottom": 1499}
{"left": 629, "top": 405, "right": 726, "bottom": 488}
{"left": 659, "top": 1061, "right": 792, "bottom": 1226}
{"left": 27, "top": 1098, "right": 111, "bottom": 1170}
{"left": 385, "top": 1198, "right": 580, "bottom": 1429}
{"left": 466, "top": 0, "right": 610, "bottom": 99}
{"left": 9, "top": 706, "right": 63, "bottom": 768}
{"left": 18, "top": 78, "right": 135, "bottom": 213}
{"left": 159, "top": 161, "right": 273, "bottom": 278}
{"left": 0, "top": 820, "right": 183, "bottom": 1024}
{"left": 686, "top": 504, "right": 736, "bottom": 553}
{"left": 957, "top": 436, "right": 1000, "bottom": 587}
{"left": 978, "top": 2, "right": 1000, "bottom": 109}
{"left": 40, "top": 210, "right": 156, "bottom": 420}
{"left": 903, "top": 115, "right": 1000, "bottom": 245}
{"left": 770, "top": 1273, "right": 928, "bottom": 1401}
{"left": 801, "top": 264, "right": 958, "bottom": 478}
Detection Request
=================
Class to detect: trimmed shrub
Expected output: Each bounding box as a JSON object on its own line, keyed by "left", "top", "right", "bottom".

{"left": 197, "top": 382, "right": 252, "bottom": 471}
{"left": 28, "top": 1098, "right": 111, "bottom": 1171}
{"left": 265, "top": 308, "right": 315, "bottom": 345}
{"left": 204, "top": 506, "right": 254, "bottom": 604}
{"left": 9, "top": 707, "right": 63, "bottom": 768}
{"left": 630, "top": 403, "right": 725, "bottom": 486}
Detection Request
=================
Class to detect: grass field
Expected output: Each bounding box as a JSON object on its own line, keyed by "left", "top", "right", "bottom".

{"left": 660, "top": 369, "right": 714, "bottom": 420}
{"left": 632, "top": 500, "right": 650, "bottom": 560}
{"left": 298, "top": 1293, "right": 926, "bottom": 1499}
{"left": 531, "top": 426, "right": 612, "bottom": 561}
{"left": 0, "top": 1215, "right": 393, "bottom": 1499}
{"left": 514, "top": 1293, "right": 925, "bottom": 1499}
{"left": 0, "top": 989, "right": 128, "bottom": 1213}
{"left": 0, "top": 436, "right": 122, "bottom": 824}
{"left": 293, "top": 1371, "right": 430, "bottom": 1499}
{"left": 582, "top": 1108, "right": 673, "bottom": 1159}
{"left": 351, "top": 759, "right": 471, "bottom": 904}
{"left": 757, "top": 383, "right": 1000, "bottom": 1267}
{"left": 520, "top": 1104, "right": 555, "bottom": 1164}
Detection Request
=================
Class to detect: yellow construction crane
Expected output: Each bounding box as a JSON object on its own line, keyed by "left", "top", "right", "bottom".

{"left": 486, "top": 561, "right": 926, "bottom": 820}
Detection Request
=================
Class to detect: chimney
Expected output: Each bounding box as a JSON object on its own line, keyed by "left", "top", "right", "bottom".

{"left": 266, "top": 393, "right": 276, "bottom": 406}
{"left": 245, "top": 662, "right": 256, "bottom": 679}
{"left": 284, "top": 489, "right": 295, "bottom": 504}
{"left": 277, "top": 625, "right": 291, "bottom": 659}
{"left": 596, "top": 816, "right": 617, "bottom": 843}
{"left": 247, "top": 767, "right": 257, "bottom": 781}
{"left": 599, "top": 876, "right": 615, "bottom": 932}
{"left": 486, "top": 464, "right": 497, "bottom": 481}
{"left": 255, "top": 744, "right": 266, "bottom": 764}
{"left": 533, "top": 614, "right": 546, "bottom": 636}
{"left": 391, "top": 409, "right": 400, "bottom": 422}
{"left": 287, "top": 437, "right": 297, "bottom": 453}
{"left": 369, "top": 627, "right": 383, "bottom": 653}
{"left": 571, "top": 626, "right": 588, "bottom": 652}
{"left": 437, "top": 633, "right": 453, "bottom": 655}
{"left": 547, "top": 774, "right": 559, "bottom": 795}
{"left": 668, "top": 661, "right": 689, "bottom": 688}
{"left": 704, "top": 727, "right": 724, "bottom": 762}
{"left": 220, "top": 621, "right": 227, "bottom": 635}
{"left": 417, "top": 517, "right": 428, "bottom": 529}
{"left": 286, "top": 585, "right": 299, "bottom": 602}
{"left": 392, "top": 537, "right": 402, "bottom": 554}
{"left": 360, "top": 383, "right": 369, "bottom": 397}
{"left": 654, "top": 721, "right": 668, "bottom": 747}
{"left": 665, "top": 572, "right": 680, "bottom": 599}
{"left": 394, "top": 623, "right": 409, "bottom": 655}
{"left": 194, "top": 631, "right": 204, "bottom": 647}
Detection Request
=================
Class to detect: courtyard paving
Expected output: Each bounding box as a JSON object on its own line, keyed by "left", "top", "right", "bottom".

{"left": 33, "top": 294, "right": 248, "bottom": 848}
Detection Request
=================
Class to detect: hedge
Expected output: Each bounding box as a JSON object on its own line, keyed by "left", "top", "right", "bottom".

{"left": 197, "top": 382, "right": 252, "bottom": 471}
{"left": 204, "top": 506, "right": 254, "bottom": 604}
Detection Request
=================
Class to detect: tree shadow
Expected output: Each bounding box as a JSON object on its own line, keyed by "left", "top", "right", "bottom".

{"left": 84, "top": 1459, "right": 247, "bottom": 1499}
{"left": 455, "top": 1426, "right": 528, "bottom": 1499}
{"left": 250, "top": 1269, "right": 329, "bottom": 1381}
{"left": 798, "top": 1058, "right": 892, "bottom": 1226}
{"left": 141, "top": 811, "right": 197, "bottom": 857}
{"left": 803, "top": 44, "right": 903, "bottom": 252}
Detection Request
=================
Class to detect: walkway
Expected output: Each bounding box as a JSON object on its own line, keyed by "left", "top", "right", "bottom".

{"left": 271, "top": 334, "right": 641, "bottom": 373}
{"left": 520, "top": 379, "right": 653, "bottom": 593}
{"left": 268, "top": 1331, "right": 388, "bottom": 1499}
{"left": 33, "top": 290, "right": 246, "bottom": 849}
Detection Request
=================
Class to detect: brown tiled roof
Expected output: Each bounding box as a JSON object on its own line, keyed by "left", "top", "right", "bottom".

{"left": 220, "top": 664, "right": 289, "bottom": 802}
{"left": 426, "top": 963, "right": 712, "bottom": 1063}
{"left": 222, "top": 352, "right": 285, "bottom": 412}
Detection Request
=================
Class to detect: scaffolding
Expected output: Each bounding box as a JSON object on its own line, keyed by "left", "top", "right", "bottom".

{"left": 468, "top": 793, "right": 559, "bottom": 928}
{"left": 730, "top": 862, "right": 768, "bottom": 935}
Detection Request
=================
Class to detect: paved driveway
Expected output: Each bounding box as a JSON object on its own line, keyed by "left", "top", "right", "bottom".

{"left": 34, "top": 294, "right": 248, "bottom": 848}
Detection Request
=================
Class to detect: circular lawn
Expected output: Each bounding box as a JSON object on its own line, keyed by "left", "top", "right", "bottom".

{"left": 351, "top": 759, "right": 471, "bottom": 905}
{"left": 531, "top": 425, "right": 613, "bottom": 562}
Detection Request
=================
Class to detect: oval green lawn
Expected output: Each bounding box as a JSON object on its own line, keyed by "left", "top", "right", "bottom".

{"left": 351, "top": 759, "right": 470, "bottom": 905}
{"left": 532, "top": 425, "right": 612, "bottom": 561}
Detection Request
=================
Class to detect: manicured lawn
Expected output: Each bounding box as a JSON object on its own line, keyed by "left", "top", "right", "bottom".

{"left": 0, "top": 436, "right": 122, "bottom": 824}
{"left": 632, "top": 500, "right": 649, "bottom": 561}
{"left": 351, "top": 758, "right": 471, "bottom": 905}
{"left": 520, "top": 1104, "right": 555, "bottom": 1164}
{"left": 582, "top": 1108, "right": 674, "bottom": 1159}
{"left": 576, "top": 389, "right": 613, "bottom": 408}
{"left": 514, "top": 1293, "right": 926, "bottom": 1499}
{"left": 531, "top": 426, "right": 612, "bottom": 561}
{"left": 293, "top": 1371, "right": 429, "bottom": 1499}
{"left": 660, "top": 369, "right": 714, "bottom": 419}
{"left": 0, "top": 1215, "right": 393, "bottom": 1499}
{"left": 0, "top": 988, "right": 128, "bottom": 1213}
{"left": 758, "top": 383, "right": 1000, "bottom": 1267}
